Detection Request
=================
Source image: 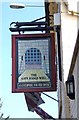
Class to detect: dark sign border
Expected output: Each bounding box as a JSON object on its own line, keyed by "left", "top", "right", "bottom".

{"left": 12, "top": 33, "right": 56, "bottom": 92}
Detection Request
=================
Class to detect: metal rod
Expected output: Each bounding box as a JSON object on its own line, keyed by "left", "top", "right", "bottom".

{"left": 42, "top": 92, "right": 59, "bottom": 102}
{"left": 14, "top": 21, "right": 47, "bottom": 27}
{"left": 31, "top": 16, "right": 46, "bottom": 22}
{"left": 56, "top": 26, "right": 62, "bottom": 81}
{"left": 9, "top": 26, "right": 54, "bottom": 32}
{"left": 25, "top": 5, "right": 44, "bottom": 7}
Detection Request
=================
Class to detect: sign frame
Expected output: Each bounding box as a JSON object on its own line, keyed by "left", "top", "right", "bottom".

{"left": 12, "top": 33, "right": 56, "bottom": 92}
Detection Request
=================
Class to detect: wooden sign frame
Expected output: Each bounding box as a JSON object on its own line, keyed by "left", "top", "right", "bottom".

{"left": 12, "top": 33, "right": 56, "bottom": 92}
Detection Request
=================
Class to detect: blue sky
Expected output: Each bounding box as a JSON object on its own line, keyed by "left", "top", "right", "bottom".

{"left": 0, "top": 0, "right": 58, "bottom": 118}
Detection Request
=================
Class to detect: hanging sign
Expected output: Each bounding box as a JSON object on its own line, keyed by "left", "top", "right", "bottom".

{"left": 12, "top": 33, "right": 56, "bottom": 92}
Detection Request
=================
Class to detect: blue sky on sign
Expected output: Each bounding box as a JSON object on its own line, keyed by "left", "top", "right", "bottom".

{"left": 0, "top": 0, "right": 58, "bottom": 118}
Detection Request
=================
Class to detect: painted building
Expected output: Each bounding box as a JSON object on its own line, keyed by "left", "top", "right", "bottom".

{"left": 58, "top": 0, "right": 79, "bottom": 119}
{"left": 45, "top": 0, "right": 79, "bottom": 119}
{"left": 67, "top": 30, "right": 79, "bottom": 119}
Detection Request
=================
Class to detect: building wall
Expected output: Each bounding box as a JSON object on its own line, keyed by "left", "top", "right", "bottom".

{"left": 61, "top": 2, "right": 78, "bottom": 82}
{"left": 67, "top": 43, "right": 79, "bottom": 119}
{"left": 77, "top": 50, "right": 79, "bottom": 119}
{"left": 70, "top": 55, "right": 77, "bottom": 118}
{"left": 48, "top": 1, "right": 79, "bottom": 118}
{"left": 59, "top": 1, "right": 79, "bottom": 118}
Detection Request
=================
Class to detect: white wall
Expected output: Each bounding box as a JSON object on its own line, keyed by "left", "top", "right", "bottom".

{"left": 70, "top": 55, "right": 77, "bottom": 118}
{"left": 77, "top": 50, "right": 79, "bottom": 119}
{"left": 59, "top": 2, "right": 79, "bottom": 118}
{"left": 68, "top": 46, "right": 79, "bottom": 119}
{"left": 61, "top": 2, "right": 79, "bottom": 82}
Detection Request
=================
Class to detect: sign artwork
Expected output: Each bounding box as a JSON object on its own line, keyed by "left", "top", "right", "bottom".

{"left": 12, "top": 33, "right": 56, "bottom": 92}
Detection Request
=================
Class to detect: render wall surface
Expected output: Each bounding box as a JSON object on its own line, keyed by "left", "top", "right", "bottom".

{"left": 70, "top": 56, "right": 77, "bottom": 118}
{"left": 58, "top": 2, "right": 79, "bottom": 118}
{"left": 77, "top": 51, "right": 79, "bottom": 119}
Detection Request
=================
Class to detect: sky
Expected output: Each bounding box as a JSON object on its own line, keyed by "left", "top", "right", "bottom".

{"left": 0, "top": 0, "right": 58, "bottom": 118}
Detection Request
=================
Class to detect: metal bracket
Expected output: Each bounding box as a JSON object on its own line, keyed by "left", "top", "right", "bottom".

{"left": 9, "top": 16, "right": 54, "bottom": 34}
{"left": 9, "top": 21, "right": 54, "bottom": 34}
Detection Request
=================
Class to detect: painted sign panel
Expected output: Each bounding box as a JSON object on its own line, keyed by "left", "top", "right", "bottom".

{"left": 12, "top": 33, "right": 56, "bottom": 92}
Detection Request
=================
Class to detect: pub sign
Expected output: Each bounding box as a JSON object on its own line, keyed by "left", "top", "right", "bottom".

{"left": 12, "top": 33, "right": 56, "bottom": 92}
